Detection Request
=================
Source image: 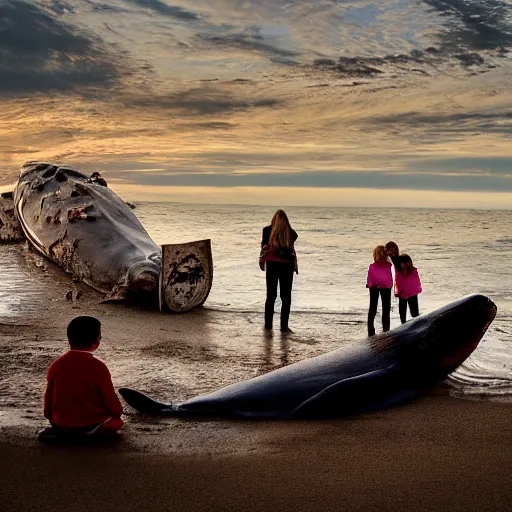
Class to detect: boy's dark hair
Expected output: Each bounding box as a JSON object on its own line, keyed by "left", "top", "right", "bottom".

{"left": 67, "top": 316, "right": 101, "bottom": 349}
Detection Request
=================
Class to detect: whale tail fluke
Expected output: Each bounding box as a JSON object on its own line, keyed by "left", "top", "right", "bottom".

{"left": 118, "top": 387, "right": 176, "bottom": 415}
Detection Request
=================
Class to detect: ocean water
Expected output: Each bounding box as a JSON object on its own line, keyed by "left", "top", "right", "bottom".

{"left": 136, "top": 203, "right": 512, "bottom": 400}
{"left": 1, "top": 203, "right": 511, "bottom": 401}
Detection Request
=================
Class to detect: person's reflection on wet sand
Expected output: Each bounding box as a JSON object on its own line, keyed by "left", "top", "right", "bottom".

{"left": 280, "top": 335, "right": 290, "bottom": 367}
{"left": 263, "top": 328, "right": 290, "bottom": 370}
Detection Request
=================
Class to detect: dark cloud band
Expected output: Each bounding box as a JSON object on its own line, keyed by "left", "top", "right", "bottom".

{"left": 0, "top": 0, "right": 122, "bottom": 94}
{"left": 111, "top": 167, "right": 512, "bottom": 193}
{"left": 124, "top": 0, "right": 199, "bottom": 20}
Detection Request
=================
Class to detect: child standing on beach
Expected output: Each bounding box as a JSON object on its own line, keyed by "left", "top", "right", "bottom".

{"left": 366, "top": 245, "right": 393, "bottom": 337}
{"left": 38, "top": 316, "right": 124, "bottom": 443}
{"left": 395, "top": 254, "right": 422, "bottom": 324}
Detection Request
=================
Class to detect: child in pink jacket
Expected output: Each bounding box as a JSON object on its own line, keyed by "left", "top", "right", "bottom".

{"left": 366, "top": 245, "right": 393, "bottom": 336}
{"left": 395, "top": 254, "right": 422, "bottom": 324}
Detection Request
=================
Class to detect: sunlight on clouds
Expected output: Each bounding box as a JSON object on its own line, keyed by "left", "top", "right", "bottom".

{"left": 1, "top": 1, "right": 512, "bottom": 207}
{"left": 2, "top": 67, "right": 512, "bottom": 189}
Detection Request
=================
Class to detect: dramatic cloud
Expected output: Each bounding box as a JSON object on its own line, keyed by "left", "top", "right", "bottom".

{"left": 367, "top": 111, "right": 512, "bottom": 135}
{"left": 199, "top": 32, "right": 301, "bottom": 64}
{"left": 125, "top": 87, "right": 280, "bottom": 115}
{"left": 312, "top": 0, "right": 512, "bottom": 82}
{"left": 0, "top": 0, "right": 123, "bottom": 93}
{"left": 123, "top": 0, "right": 199, "bottom": 20}
{"left": 424, "top": 0, "right": 512, "bottom": 51}
{"left": 1, "top": 0, "right": 512, "bottom": 206}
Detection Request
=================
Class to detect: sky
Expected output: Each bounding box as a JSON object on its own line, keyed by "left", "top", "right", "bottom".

{"left": 0, "top": 0, "right": 511, "bottom": 208}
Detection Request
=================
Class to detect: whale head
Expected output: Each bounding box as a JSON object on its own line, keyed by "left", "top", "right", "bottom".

{"left": 126, "top": 258, "right": 161, "bottom": 304}
{"left": 402, "top": 294, "right": 497, "bottom": 379}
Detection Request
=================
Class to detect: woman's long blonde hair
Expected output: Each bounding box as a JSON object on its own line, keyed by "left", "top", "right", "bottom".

{"left": 269, "top": 210, "right": 293, "bottom": 250}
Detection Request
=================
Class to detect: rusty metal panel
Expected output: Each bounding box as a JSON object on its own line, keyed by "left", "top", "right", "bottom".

{"left": 160, "top": 239, "right": 213, "bottom": 312}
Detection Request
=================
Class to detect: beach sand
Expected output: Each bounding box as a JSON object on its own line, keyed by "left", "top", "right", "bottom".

{"left": 1, "top": 260, "right": 512, "bottom": 511}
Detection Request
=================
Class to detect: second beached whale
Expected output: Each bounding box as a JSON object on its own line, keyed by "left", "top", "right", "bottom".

{"left": 120, "top": 294, "right": 497, "bottom": 419}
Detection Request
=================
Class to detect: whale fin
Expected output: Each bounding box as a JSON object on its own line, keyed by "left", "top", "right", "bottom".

{"left": 118, "top": 388, "right": 176, "bottom": 415}
{"left": 290, "top": 368, "right": 417, "bottom": 419}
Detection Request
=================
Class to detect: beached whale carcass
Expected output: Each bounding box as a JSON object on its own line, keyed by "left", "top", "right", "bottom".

{"left": 120, "top": 294, "right": 497, "bottom": 418}
{"left": 13, "top": 162, "right": 161, "bottom": 303}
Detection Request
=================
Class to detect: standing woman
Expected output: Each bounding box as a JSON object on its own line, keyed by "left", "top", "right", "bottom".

{"left": 259, "top": 210, "right": 298, "bottom": 333}
{"left": 366, "top": 245, "right": 393, "bottom": 337}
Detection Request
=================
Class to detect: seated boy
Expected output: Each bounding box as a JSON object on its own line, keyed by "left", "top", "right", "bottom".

{"left": 38, "top": 316, "right": 124, "bottom": 444}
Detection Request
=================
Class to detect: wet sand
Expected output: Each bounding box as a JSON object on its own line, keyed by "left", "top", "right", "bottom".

{"left": 2, "top": 397, "right": 512, "bottom": 512}
{"left": 1, "top": 250, "right": 512, "bottom": 511}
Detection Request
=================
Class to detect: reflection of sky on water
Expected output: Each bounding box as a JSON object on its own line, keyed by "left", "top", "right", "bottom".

{"left": 0, "top": 0, "right": 512, "bottom": 206}
{"left": 0, "top": 245, "right": 58, "bottom": 318}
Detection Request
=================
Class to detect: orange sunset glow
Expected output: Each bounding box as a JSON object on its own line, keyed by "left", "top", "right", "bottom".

{"left": 1, "top": 0, "right": 511, "bottom": 208}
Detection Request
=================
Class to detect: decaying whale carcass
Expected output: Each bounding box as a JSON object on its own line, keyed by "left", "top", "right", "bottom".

{"left": 13, "top": 162, "right": 161, "bottom": 303}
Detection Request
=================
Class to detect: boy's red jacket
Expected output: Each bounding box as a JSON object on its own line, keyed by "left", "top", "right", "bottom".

{"left": 44, "top": 350, "right": 123, "bottom": 428}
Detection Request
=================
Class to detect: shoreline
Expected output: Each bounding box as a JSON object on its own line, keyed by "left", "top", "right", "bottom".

{"left": 1, "top": 247, "right": 512, "bottom": 510}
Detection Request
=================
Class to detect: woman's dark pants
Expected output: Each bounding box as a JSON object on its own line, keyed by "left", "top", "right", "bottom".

{"left": 399, "top": 295, "right": 419, "bottom": 324}
{"left": 265, "top": 261, "right": 294, "bottom": 330}
{"left": 367, "top": 287, "right": 391, "bottom": 336}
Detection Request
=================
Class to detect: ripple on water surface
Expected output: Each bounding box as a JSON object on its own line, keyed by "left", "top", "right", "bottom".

{"left": 0, "top": 245, "right": 67, "bottom": 321}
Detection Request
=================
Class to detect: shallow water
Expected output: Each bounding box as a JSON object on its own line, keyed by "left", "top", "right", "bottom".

{"left": 0, "top": 204, "right": 511, "bottom": 402}
{"left": 0, "top": 245, "right": 59, "bottom": 318}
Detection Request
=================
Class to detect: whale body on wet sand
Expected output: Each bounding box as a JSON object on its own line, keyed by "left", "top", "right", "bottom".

{"left": 14, "top": 162, "right": 161, "bottom": 302}
{"left": 120, "top": 294, "right": 497, "bottom": 419}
